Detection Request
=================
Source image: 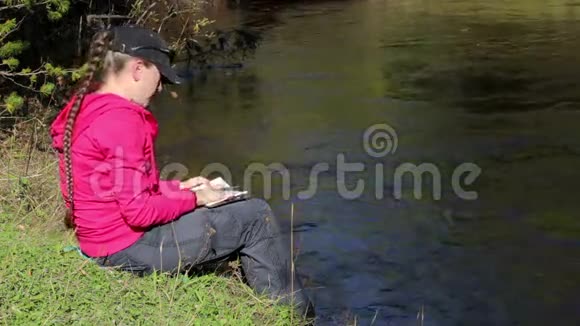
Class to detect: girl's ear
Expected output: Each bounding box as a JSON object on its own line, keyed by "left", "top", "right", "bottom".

{"left": 130, "top": 59, "right": 146, "bottom": 82}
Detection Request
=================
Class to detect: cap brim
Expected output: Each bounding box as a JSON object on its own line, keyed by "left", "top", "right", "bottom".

{"left": 157, "top": 64, "right": 183, "bottom": 85}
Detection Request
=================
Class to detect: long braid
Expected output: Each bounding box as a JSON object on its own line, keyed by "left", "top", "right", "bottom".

{"left": 63, "top": 30, "right": 113, "bottom": 229}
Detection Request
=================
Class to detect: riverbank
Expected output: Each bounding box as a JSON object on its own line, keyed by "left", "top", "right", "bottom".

{"left": 0, "top": 125, "right": 305, "bottom": 325}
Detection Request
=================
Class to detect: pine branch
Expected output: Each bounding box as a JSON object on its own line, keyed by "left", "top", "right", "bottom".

{"left": 0, "top": 17, "right": 25, "bottom": 43}
{"left": 0, "top": 1, "right": 50, "bottom": 12}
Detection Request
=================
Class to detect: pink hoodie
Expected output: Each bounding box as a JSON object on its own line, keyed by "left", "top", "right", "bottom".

{"left": 50, "top": 93, "right": 197, "bottom": 257}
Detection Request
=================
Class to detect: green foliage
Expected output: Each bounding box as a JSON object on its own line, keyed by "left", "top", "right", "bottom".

{"left": 29, "top": 73, "right": 37, "bottom": 85}
{"left": 0, "top": 0, "right": 73, "bottom": 115}
{"left": 46, "top": 0, "right": 70, "bottom": 21}
{"left": 39, "top": 82, "right": 55, "bottom": 96}
{"left": 2, "top": 57, "right": 19, "bottom": 69}
{"left": 44, "top": 62, "right": 65, "bottom": 77}
{"left": 71, "top": 64, "right": 88, "bottom": 81}
{"left": 0, "top": 40, "right": 28, "bottom": 59}
{"left": 4, "top": 92, "right": 24, "bottom": 113}
{"left": 0, "top": 19, "right": 17, "bottom": 38}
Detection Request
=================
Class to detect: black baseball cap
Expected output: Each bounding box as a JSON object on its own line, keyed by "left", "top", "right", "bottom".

{"left": 109, "top": 25, "right": 182, "bottom": 85}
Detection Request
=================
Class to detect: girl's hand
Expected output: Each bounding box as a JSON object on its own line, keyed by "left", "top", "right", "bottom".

{"left": 194, "top": 186, "right": 226, "bottom": 206}
{"left": 179, "top": 176, "right": 227, "bottom": 206}
{"left": 179, "top": 176, "right": 210, "bottom": 190}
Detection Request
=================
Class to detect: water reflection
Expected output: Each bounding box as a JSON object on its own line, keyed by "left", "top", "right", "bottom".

{"left": 153, "top": 1, "right": 580, "bottom": 324}
{"left": 379, "top": 10, "right": 580, "bottom": 112}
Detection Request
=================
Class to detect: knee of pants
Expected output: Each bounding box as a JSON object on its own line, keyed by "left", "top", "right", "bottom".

{"left": 247, "top": 197, "right": 270, "bottom": 210}
{"left": 212, "top": 198, "right": 277, "bottom": 234}
{"left": 252, "top": 198, "right": 278, "bottom": 222}
{"left": 236, "top": 198, "right": 271, "bottom": 219}
{"left": 230, "top": 198, "right": 277, "bottom": 232}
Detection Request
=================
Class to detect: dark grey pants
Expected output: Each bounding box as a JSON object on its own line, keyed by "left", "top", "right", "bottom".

{"left": 94, "top": 198, "right": 313, "bottom": 317}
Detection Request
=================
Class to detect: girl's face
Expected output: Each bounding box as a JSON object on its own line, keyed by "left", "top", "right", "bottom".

{"left": 128, "top": 58, "right": 163, "bottom": 107}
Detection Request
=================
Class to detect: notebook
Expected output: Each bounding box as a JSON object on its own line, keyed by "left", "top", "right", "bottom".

{"left": 191, "top": 177, "right": 248, "bottom": 208}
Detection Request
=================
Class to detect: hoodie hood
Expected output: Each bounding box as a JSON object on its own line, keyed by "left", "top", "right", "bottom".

{"left": 50, "top": 93, "right": 157, "bottom": 153}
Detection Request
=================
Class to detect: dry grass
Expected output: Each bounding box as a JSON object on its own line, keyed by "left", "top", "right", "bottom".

{"left": 0, "top": 120, "right": 64, "bottom": 231}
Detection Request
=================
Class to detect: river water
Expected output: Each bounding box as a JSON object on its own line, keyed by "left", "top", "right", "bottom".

{"left": 153, "top": 0, "right": 580, "bottom": 324}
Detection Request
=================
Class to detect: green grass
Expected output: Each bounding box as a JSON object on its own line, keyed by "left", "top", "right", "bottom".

{"left": 0, "top": 124, "right": 307, "bottom": 325}
{"left": 0, "top": 226, "right": 299, "bottom": 325}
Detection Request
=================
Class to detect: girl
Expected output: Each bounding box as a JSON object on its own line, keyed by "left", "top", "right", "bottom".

{"left": 50, "top": 25, "right": 314, "bottom": 318}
